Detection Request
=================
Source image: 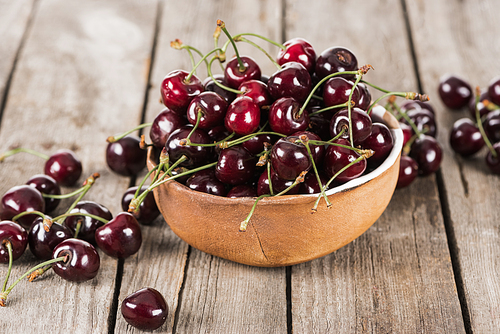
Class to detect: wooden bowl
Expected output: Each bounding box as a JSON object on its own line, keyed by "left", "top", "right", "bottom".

{"left": 147, "top": 105, "right": 402, "bottom": 267}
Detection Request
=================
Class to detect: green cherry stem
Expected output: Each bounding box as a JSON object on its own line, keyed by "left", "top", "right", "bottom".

{"left": 207, "top": 56, "right": 243, "bottom": 95}
{"left": 232, "top": 32, "right": 286, "bottom": 50}
{"left": 300, "top": 136, "right": 331, "bottom": 207}
{"left": 52, "top": 212, "right": 110, "bottom": 225}
{"left": 360, "top": 79, "right": 391, "bottom": 94}
{"left": 308, "top": 102, "right": 351, "bottom": 117}
{"left": 347, "top": 74, "right": 363, "bottom": 147}
{"left": 186, "top": 47, "right": 224, "bottom": 82}
{"left": 389, "top": 100, "right": 422, "bottom": 137}
{"left": 367, "top": 92, "right": 429, "bottom": 115}
{"left": 1, "top": 241, "right": 13, "bottom": 293}
{"left": 0, "top": 147, "right": 49, "bottom": 162}
{"left": 267, "top": 161, "right": 274, "bottom": 196}
{"left": 73, "top": 220, "right": 83, "bottom": 239}
{"left": 234, "top": 36, "right": 281, "bottom": 70}
{"left": 106, "top": 123, "right": 152, "bottom": 143}
{"left": 474, "top": 87, "right": 498, "bottom": 158}
{"left": 182, "top": 110, "right": 204, "bottom": 145}
{"left": 217, "top": 20, "right": 246, "bottom": 72}
{"left": 12, "top": 210, "right": 46, "bottom": 223}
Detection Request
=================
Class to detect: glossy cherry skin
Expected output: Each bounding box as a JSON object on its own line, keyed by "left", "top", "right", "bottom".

{"left": 400, "top": 100, "right": 435, "bottom": 116}
{"left": 357, "top": 83, "right": 372, "bottom": 110}
{"left": 227, "top": 184, "right": 257, "bottom": 198}
{"left": 28, "top": 217, "right": 72, "bottom": 260}
{"left": 449, "top": 118, "right": 484, "bottom": 156}
{"left": 405, "top": 109, "right": 437, "bottom": 137}
{"left": 323, "top": 138, "right": 367, "bottom": 183}
{"left": 106, "top": 136, "right": 147, "bottom": 177}
{"left": 121, "top": 186, "right": 159, "bottom": 225}
{"left": 291, "top": 130, "right": 325, "bottom": 165}
{"left": 65, "top": 201, "right": 113, "bottom": 244}
{"left": 224, "top": 56, "right": 261, "bottom": 89}
{"left": 267, "top": 62, "right": 312, "bottom": 103}
{"left": 397, "top": 155, "right": 419, "bottom": 188}
{"left": 361, "top": 123, "right": 394, "bottom": 167}
{"left": 399, "top": 122, "right": 413, "bottom": 147}
{"left": 485, "top": 142, "right": 500, "bottom": 175}
{"left": 186, "top": 91, "right": 228, "bottom": 130}
{"left": 166, "top": 125, "right": 213, "bottom": 168}
{"left": 224, "top": 96, "right": 261, "bottom": 136}
{"left": 204, "top": 74, "right": 236, "bottom": 103}
{"left": 44, "top": 149, "right": 82, "bottom": 187}
{"left": 1, "top": 185, "right": 45, "bottom": 230}
{"left": 238, "top": 80, "right": 273, "bottom": 108}
{"left": 121, "top": 288, "right": 168, "bottom": 331}
{"left": 149, "top": 108, "right": 187, "bottom": 149}
{"left": 322, "top": 77, "right": 360, "bottom": 110}
{"left": 410, "top": 135, "right": 442, "bottom": 176}
{"left": 160, "top": 70, "right": 203, "bottom": 114}
{"left": 0, "top": 221, "right": 28, "bottom": 263}
{"left": 26, "top": 174, "right": 61, "bottom": 213}
{"left": 484, "top": 109, "right": 500, "bottom": 143}
{"left": 315, "top": 47, "right": 358, "bottom": 80}
{"left": 468, "top": 90, "right": 491, "bottom": 118}
{"left": 270, "top": 137, "right": 312, "bottom": 181}
{"left": 95, "top": 212, "right": 142, "bottom": 259}
{"left": 186, "top": 169, "right": 227, "bottom": 196}
{"left": 256, "top": 168, "right": 300, "bottom": 196}
{"left": 438, "top": 74, "right": 473, "bottom": 109}
{"left": 330, "top": 107, "right": 372, "bottom": 145}
{"left": 488, "top": 76, "right": 500, "bottom": 106}
{"left": 241, "top": 133, "right": 274, "bottom": 155}
{"left": 268, "top": 97, "right": 309, "bottom": 135}
{"left": 215, "top": 146, "right": 257, "bottom": 186}
{"left": 52, "top": 238, "right": 100, "bottom": 282}
{"left": 277, "top": 38, "right": 316, "bottom": 74}
{"left": 299, "top": 172, "right": 329, "bottom": 194}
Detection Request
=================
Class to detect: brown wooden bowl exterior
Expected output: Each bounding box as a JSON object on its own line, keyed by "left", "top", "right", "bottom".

{"left": 147, "top": 107, "right": 401, "bottom": 267}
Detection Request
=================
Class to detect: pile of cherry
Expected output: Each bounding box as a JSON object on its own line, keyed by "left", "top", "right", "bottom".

{"left": 439, "top": 74, "right": 500, "bottom": 173}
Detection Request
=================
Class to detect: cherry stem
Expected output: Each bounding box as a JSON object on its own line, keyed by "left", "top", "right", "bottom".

{"left": 300, "top": 137, "right": 331, "bottom": 206}
{"left": 207, "top": 56, "right": 243, "bottom": 95}
{"left": 367, "top": 92, "right": 429, "bottom": 115}
{"left": 310, "top": 139, "right": 365, "bottom": 155}
{"left": 0, "top": 256, "right": 66, "bottom": 307}
{"left": 235, "top": 36, "right": 281, "bottom": 70}
{"left": 27, "top": 265, "right": 52, "bottom": 282}
{"left": 186, "top": 47, "right": 224, "bottom": 82}
{"left": 170, "top": 39, "right": 208, "bottom": 74}
{"left": 41, "top": 184, "right": 88, "bottom": 199}
{"left": 308, "top": 102, "right": 351, "bottom": 117}
{"left": 73, "top": 220, "right": 82, "bottom": 239}
{"left": 1, "top": 241, "right": 13, "bottom": 293}
{"left": 183, "top": 110, "right": 204, "bottom": 145}
{"left": 267, "top": 161, "right": 274, "bottom": 196}
{"left": 474, "top": 87, "right": 498, "bottom": 158}
{"left": 134, "top": 164, "right": 160, "bottom": 199}
{"left": 361, "top": 80, "right": 391, "bottom": 94}
{"left": 389, "top": 100, "right": 423, "bottom": 137}
{"left": 217, "top": 20, "right": 246, "bottom": 72}
{"left": 53, "top": 212, "right": 110, "bottom": 225}
{"left": 12, "top": 210, "right": 46, "bottom": 223}
{"left": 348, "top": 74, "right": 363, "bottom": 146}
{"left": 0, "top": 147, "right": 49, "bottom": 162}
{"left": 326, "top": 126, "right": 347, "bottom": 143}
{"left": 213, "top": 26, "right": 225, "bottom": 71}
{"left": 106, "top": 123, "right": 152, "bottom": 143}
{"left": 232, "top": 32, "right": 286, "bottom": 50}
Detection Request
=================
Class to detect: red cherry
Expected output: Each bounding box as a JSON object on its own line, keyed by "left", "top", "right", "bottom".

{"left": 121, "top": 288, "right": 168, "bottom": 331}
{"left": 256, "top": 168, "right": 300, "bottom": 196}
{"left": 484, "top": 110, "right": 500, "bottom": 143}
{"left": 26, "top": 174, "right": 61, "bottom": 213}
{"left": 397, "top": 156, "right": 419, "bottom": 188}
{"left": 106, "top": 136, "right": 147, "bottom": 177}
{"left": 215, "top": 146, "right": 257, "bottom": 186}
{"left": 224, "top": 96, "right": 261, "bottom": 136}
{"left": 149, "top": 108, "right": 187, "bottom": 149}
{"left": 0, "top": 221, "right": 28, "bottom": 263}
{"left": 268, "top": 97, "right": 309, "bottom": 135}
{"left": 360, "top": 123, "right": 394, "bottom": 167}
{"left": 329, "top": 107, "right": 372, "bottom": 145}
{"left": 121, "top": 187, "right": 159, "bottom": 225}
{"left": 227, "top": 184, "right": 257, "bottom": 198}
{"left": 186, "top": 91, "right": 228, "bottom": 130}
{"left": 160, "top": 70, "right": 203, "bottom": 113}
{"left": 488, "top": 76, "right": 500, "bottom": 106}
{"left": 44, "top": 149, "right": 82, "bottom": 187}
{"left": 28, "top": 217, "right": 72, "bottom": 260}
{"left": 322, "top": 77, "right": 361, "bottom": 111}
{"left": 203, "top": 74, "right": 236, "bottom": 103}
{"left": 277, "top": 38, "right": 316, "bottom": 74}
{"left": 238, "top": 80, "right": 273, "bottom": 108}
{"left": 267, "top": 62, "right": 312, "bottom": 103}
{"left": 65, "top": 201, "right": 113, "bottom": 244}
{"left": 186, "top": 169, "right": 227, "bottom": 196}
{"left": 449, "top": 118, "right": 485, "bottom": 156}
{"left": 323, "top": 138, "right": 366, "bottom": 184}
{"left": 52, "top": 238, "right": 100, "bottom": 282}
{"left": 315, "top": 47, "right": 358, "bottom": 80}
{"left": 1, "top": 185, "right": 45, "bottom": 230}
{"left": 166, "top": 125, "right": 213, "bottom": 168}
{"left": 410, "top": 135, "right": 442, "bottom": 176}
{"left": 438, "top": 74, "right": 473, "bottom": 109}
{"left": 95, "top": 212, "right": 142, "bottom": 259}
{"left": 224, "top": 56, "right": 261, "bottom": 89}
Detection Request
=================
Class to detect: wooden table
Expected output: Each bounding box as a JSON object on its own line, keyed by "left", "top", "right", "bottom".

{"left": 1, "top": 0, "right": 499, "bottom": 332}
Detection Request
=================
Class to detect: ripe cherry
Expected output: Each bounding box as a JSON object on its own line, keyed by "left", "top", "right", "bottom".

{"left": 323, "top": 139, "right": 366, "bottom": 184}
{"left": 397, "top": 156, "right": 419, "bottom": 188}
{"left": 267, "top": 62, "right": 312, "bottom": 103}
{"left": 449, "top": 118, "right": 484, "bottom": 156}
{"left": 241, "top": 133, "right": 275, "bottom": 155}
{"left": 488, "top": 76, "right": 500, "bottom": 106}
{"left": 270, "top": 137, "right": 312, "bottom": 181}
{"left": 300, "top": 172, "right": 329, "bottom": 194}
{"left": 357, "top": 83, "right": 372, "bottom": 110}
{"left": 405, "top": 108, "right": 437, "bottom": 137}
{"left": 186, "top": 91, "right": 228, "bottom": 130}
{"left": 215, "top": 146, "right": 257, "bottom": 186}
{"left": 106, "top": 136, "right": 147, "bottom": 177}
{"left": 28, "top": 217, "right": 72, "bottom": 260}
{"left": 224, "top": 56, "right": 261, "bottom": 89}
{"left": 291, "top": 131, "right": 325, "bottom": 165}
{"left": 186, "top": 169, "right": 227, "bottom": 196}
{"left": 256, "top": 168, "right": 300, "bottom": 196}
{"left": 277, "top": 38, "right": 316, "bottom": 74}
{"left": 322, "top": 77, "right": 360, "bottom": 111}
{"left": 166, "top": 125, "right": 213, "bottom": 168}
{"left": 238, "top": 80, "right": 272, "bottom": 108}
{"left": 224, "top": 96, "right": 261, "bottom": 136}
{"left": 26, "top": 174, "right": 61, "bottom": 213}
{"left": 361, "top": 123, "right": 394, "bottom": 167}
{"left": 483, "top": 110, "right": 500, "bottom": 143}
{"left": 44, "top": 149, "right": 82, "bottom": 187}
{"left": 95, "top": 212, "right": 142, "bottom": 259}
{"left": 52, "top": 238, "right": 100, "bottom": 282}
{"left": 315, "top": 47, "right": 358, "bottom": 80}
{"left": 149, "top": 108, "right": 187, "bottom": 149}
{"left": 438, "top": 74, "right": 473, "bottom": 109}
{"left": 65, "top": 201, "right": 113, "bottom": 243}
{"left": 0, "top": 221, "right": 28, "bottom": 263}
{"left": 410, "top": 135, "right": 442, "bottom": 176}
{"left": 121, "top": 288, "right": 168, "bottom": 331}
{"left": 121, "top": 187, "right": 159, "bottom": 225}
{"left": 468, "top": 90, "right": 492, "bottom": 118}
{"left": 329, "top": 107, "right": 372, "bottom": 145}
{"left": 160, "top": 70, "right": 203, "bottom": 114}
{"left": 485, "top": 142, "right": 500, "bottom": 175}
{"left": 268, "top": 97, "right": 309, "bottom": 135}
{"left": 1, "top": 185, "right": 45, "bottom": 230}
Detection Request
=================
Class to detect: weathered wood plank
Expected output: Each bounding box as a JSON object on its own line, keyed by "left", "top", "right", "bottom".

{"left": 407, "top": 0, "right": 500, "bottom": 332}
{"left": 114, "top": 0, "right": 288, "bottom": 333}
{"left": 0, "top": 0, "right": 157, "bottom": 332}
{"left": 285, "top": 0, "right": 465, "bottom": 332}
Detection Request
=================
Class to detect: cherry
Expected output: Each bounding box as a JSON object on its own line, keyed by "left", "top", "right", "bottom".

{"left": 224, "top": 96, "right": 261, "bottom": 136}
{"left": 203, "top": 74, "right": 236, "bottom": 103}
{"left": 299, "top": 172, "right": 329, "bottom": 194}
{"left": 256, "top": 168, "right": 300, "bottom": 196}
{"left": 277, "top": 38, "right": 316, "bottom": 74}
{"left": 268, "top": 97, "right": 309, "bottom": 135}
{"left": 329, "top": 107, "right": 372, "bottom": 145}
{"left": 106, "top": 136, "right": 147, "bottom": 177}
{"left": 1, "top": 185, "right": 45, "bottom": 230}
{"left": 44, "top": 149, "right": 82, "bottom": 187}
{"left": 160, "top": 70, "right": 203, "bottom": 114}
{"left": 438, "top": 74, "right": 473, "bottom": 109}
{"left": 227, "top": 184, "right": 257, "bottom": 198}
{"left": 26, "top": 174, "right": 61, "bottom": 213}
{"left": 488, "top": 76, "right": 500, "bottom": 106}
{"left": 241, "top": 133, "right": 274, "bottom": 155}
{"left": 267, "top": 62, "right": 312, "bottom": 103}
{"left": 397, "top": 155, "right": 419, "bottom": 188}
{"left": 360, "top": 123, "right": 394, "bottom": 167}
{"left": 449, "top": 118, "right": 485, "bottom": 156}
{"left": 121, "top": 187, "right": 159, "bottom": 225}
{"left": 405, "top": 108, "right": 437, "bottom": 137}
{"left": 291, "top": 130, "right": 325, "bottom": 165}
{"left": 149, "top": 108, "right": 187, "bottom": 149}
{"left": 399, "top": 122, "right": 413, "bottom": 147}
{"left": 95, "top": 212, "right": 142, "bottom": 259}
{"left": 52, "top": 238, "right": 100, "bottom": 282}
{"left": 224, "top": 56, "right": 261, "bottom": 89}
{"left": 485, "top": 142, "right": 500, "bottom": 175}
{"left": 215, "top": 146, "right": 257, "bottom": 186}
{"left": 186, "top": 169, "right": 227, "bottom": 196}
{"left": 484, "top": 109, "right": 500, "bottom": 143}
{"left": 270, "top": 137, "right": 312, "bottom": 181}
{"left": 315, "top": 47, "right": 358, "bottom": 80}
{"left": 0, "top": 221, "right": 28, "bottom": 263}
{"left": 166, "top": 125, "right": 213, "bottom": 168}
{"left": 323, "top": 139, "right": 366, "bottom": 184}
{"left": 322, "top": 77, "right": 360, "bottom": 111}
{"left": 468, "top": 90, "right": 492, "bottom": 118}
{"left": 238, "top": 80, "right": 273, "bottom": 108}
{"left": 357, "top": 83, "right": 372, "bottom": 110}
{"left": 121, "top": 288, "right": 168, "bottom": 331}
{"left": 186, "top": 91, "right": 228, "bottom": 130}
{"left": 400, "top": 100, "right": 435, "bottom": 116}
{"left": 65, "top": 201, "right": 113, "bottom": 243}
{"left": 28, "top": 217, "right": 72, "bottom": 260}
{"left": 410, "top": 135, "right": 442, "bottom": 176}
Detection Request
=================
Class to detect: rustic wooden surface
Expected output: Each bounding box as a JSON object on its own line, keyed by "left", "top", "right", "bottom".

{"left": 0, "top": 0, "right": 498, "bottom": 333}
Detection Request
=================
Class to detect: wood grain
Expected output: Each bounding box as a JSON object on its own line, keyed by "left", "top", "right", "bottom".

{"left": 406, "top": 0, "right": 500, "bottom": 332}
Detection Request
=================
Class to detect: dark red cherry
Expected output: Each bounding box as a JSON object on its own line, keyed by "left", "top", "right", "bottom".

{"left": 241, "top": 133, "right": 274, "bottom": 155}
{"left": 149, "top": 108, "right": 187, "bottom": 149}
{"left": 468, "top": 90, "right": 492, "bottom": 118}
{"left": 438, "top": 74, "right": 473, "bottom": 109}
{"left": 238, "top": 80, "right": 273, "bottom": 108}
{"left": 291, "top": 130, "right": 325, "bottom": 165}
{"left": 399, "top": 122, "right": 413, "bottom": 147}
{"left": 224, "top": 96, "right": 261, "bottom": 136}
{"left": 485, "top": 142, "right": 500, "bottom": 175}
{"left": 488, "top": 76, "right": 500, "bottom": 106}
{"left": 0, "top": 221, "right": 28, "bottom": 263}
{"left": 203, "top": 74, "right": 236, "bottom": 103}
{"left": 256, "top": 168, "right": 300, "bottom": 196}
{"left": 95, "top": 212, "right": 142, "bottom": 259}
{"left": 397, "top": 155, "right": 419, "bottom": 188}
{"left": 106, "top": 136, "right": 147, "bottom": 177}
{"left": 483, "top": 110, "right": 500, "bottom": 143}
{"left": 166, "top": 125, "right": 213, "bottom": 168}
{"left": 357, "top": 83, "right": 371, "bottom": 110}
{"left": 160, "top": 70, "right": 203, "bottom": 114}
{"left": 323, "top": 138, "right": 367, "bottom": 183}
{"left": 299, "top": 172, "right": 329, "bottom": 194}
{"left": 186, "top": 91, "right": 228, "bottom": 130}
{"left": 52, "top": 238, "right": 100, "bottom": 282}
{"left": 28, "top": 217, "right": 72, "bottom": 260}
{"left": 330, "top": 107, "right": 372, "bottom": 145}
{"left": 277, "top": 38, "right": 316, "bottom": 74}
{"left": 224, "top": 56, "right": 261, "bottom": 89}
{"left": 44, "top": 149, "right": 82, "bottom": 187}
{"left": 410, "top": 135, "right": 442, "bottom": 176}
{"left": 322, "top": 77, "right": 361, "bottom": 111}
{"left": 268, "top": 97, "right": 309, "bottom": 135}
{"left": 26, "top": 174, "right": 61, "bottom": 213}
{"left": 400, "top": 100, "right": 435, "bottom": 116}
{"left": 121, "top": 288, "right": 168, "bottom": 331}
{"left": 65, "top": 201, "right": 113, "bottom": 244}
{"left": 405, "top": 109, "right": 437, "bottom": 137}
{"left": 361, "top": 123, "right": 394, "bottom": 167}
{"left": 267, "top": 62, "right": 312, "bottom": 103}
{"left": 1, "top": 185, "right": 45, "bottom": 230}
{"left": 227, "top": 184, "right": 257, "bottom": 198}
{"left": 270, "top": 137, "right": 312, "bottom": 181}
{"left": 186, "top": 169, "right": 227, "bottom": 196}
{"left": 121, "top": 187, "right": 159, "bottom": 225}
{"left": 449, "top": 118, "right": 485, "bottom": 156}
{"left": 215, "top": 146, "right": 257, "bottom": 186}
{"left": 315, "top": 47, "right": 358, "bottom": 80}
